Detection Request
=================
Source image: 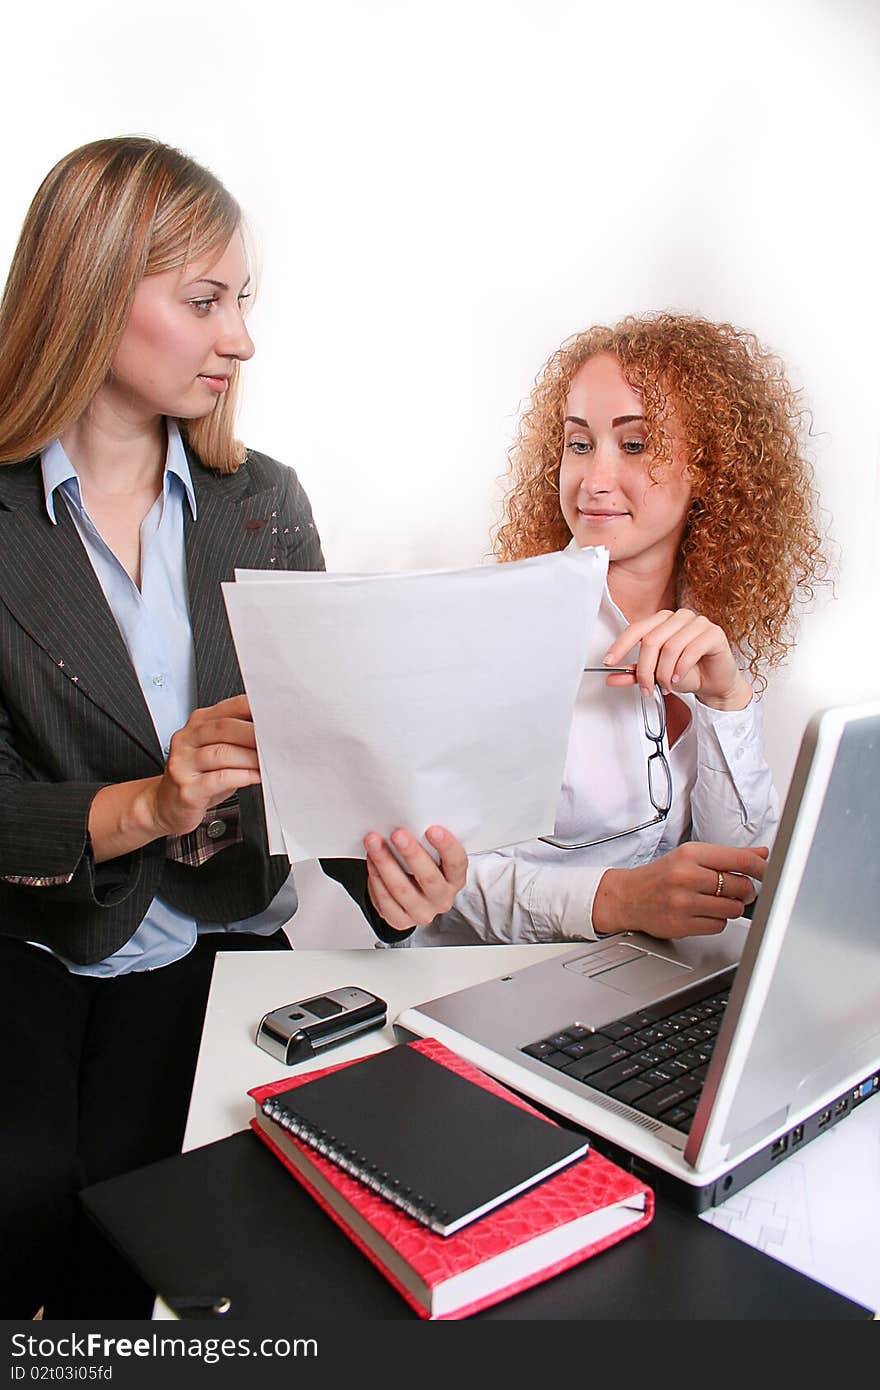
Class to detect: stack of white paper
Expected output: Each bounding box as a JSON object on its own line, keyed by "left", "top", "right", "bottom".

{"left": 222, "top": 547, "right": 608, "bottom": 862}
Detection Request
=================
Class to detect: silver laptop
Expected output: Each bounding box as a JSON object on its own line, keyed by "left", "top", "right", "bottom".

{"left": 396, "top": 701, "right": 880, "bottom": 1210}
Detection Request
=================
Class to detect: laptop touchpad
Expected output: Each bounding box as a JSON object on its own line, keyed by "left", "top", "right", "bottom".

{"left": 592, "top": 953, "right": 692, "bottom": 996}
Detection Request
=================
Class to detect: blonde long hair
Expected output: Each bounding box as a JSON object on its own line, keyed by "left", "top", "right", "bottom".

{"left": 495, "top": 314, "right": 830, "bottom": 685}
{"left": 0, "top": 136, "right": 246, "bottom": 472}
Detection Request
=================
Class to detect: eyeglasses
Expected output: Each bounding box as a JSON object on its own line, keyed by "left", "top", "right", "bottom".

{"left": 538, "top": 667, "right": 673, "bottom": 850}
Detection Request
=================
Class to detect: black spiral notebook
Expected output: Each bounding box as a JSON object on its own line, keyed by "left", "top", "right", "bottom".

{"left": 258, "top": 1041, "right": 589, "bottom": 1235}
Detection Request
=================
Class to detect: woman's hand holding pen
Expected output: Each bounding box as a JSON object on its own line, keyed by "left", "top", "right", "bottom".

{"left": 603, "top": 608, "right": 753, "bottom": 711}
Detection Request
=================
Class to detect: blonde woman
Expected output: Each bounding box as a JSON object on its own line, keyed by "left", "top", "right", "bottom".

{"left": 418, "top": 314, "right": 828, "bottom": 948}
{"left": 0, "top": 137, "right": 466, "bottom": 1317}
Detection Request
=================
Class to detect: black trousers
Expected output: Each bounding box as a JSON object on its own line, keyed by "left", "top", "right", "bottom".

{"left": 0, "top": 929, "right": 291, "bottom": 1320}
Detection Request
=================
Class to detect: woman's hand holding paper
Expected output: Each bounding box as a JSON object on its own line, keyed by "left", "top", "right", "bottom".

{"left": 364, "top": 826, "right": 468, "bottom": 931}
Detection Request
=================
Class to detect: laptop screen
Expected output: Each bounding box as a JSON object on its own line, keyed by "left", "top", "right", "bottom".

{"left": 689, "top": 705, "right": 880, "bottom": 1168}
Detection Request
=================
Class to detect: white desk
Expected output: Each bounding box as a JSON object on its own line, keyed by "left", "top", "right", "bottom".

{"left": 185, "top": 945, "right": 880, "bottom": 1316}
{"left": 184, "top": 944, "right": 572, "bottom": 1149}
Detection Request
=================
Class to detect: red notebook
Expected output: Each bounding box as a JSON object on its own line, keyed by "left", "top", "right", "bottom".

{"left": 249, "top": 1037, "right": 653, "bottom": 1320}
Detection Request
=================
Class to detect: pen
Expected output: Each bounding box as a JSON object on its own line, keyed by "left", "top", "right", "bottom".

{"left": 583, "top": 665, "right": 637, "bottom": 675}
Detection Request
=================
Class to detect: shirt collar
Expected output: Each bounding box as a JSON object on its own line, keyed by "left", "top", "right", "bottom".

{"left": 164, "top": 420, "right": 198, "bottom": 519}
{"left": 40, "top": 419, "right": 198, "bottom": 524}
{"left": 41, "top": 438, "right": 78, "bottom": 523}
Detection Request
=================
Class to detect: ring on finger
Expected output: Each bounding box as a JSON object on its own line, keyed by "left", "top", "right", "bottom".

{"left": 715, "top": 871, "right": 725, "bottom": 897}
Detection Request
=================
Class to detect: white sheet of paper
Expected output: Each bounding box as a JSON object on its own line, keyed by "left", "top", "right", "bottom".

{"left": 222, "top": 547, "right": 608, "bottom": 861}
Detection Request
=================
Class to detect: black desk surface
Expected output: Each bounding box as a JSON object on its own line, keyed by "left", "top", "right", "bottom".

{"left": 81, "top": 1127, "right": 872, "bottom": 1322}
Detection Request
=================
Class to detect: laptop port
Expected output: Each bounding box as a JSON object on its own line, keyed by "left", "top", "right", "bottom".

{"left": 834, "top": 1097, "right": 848, "bottom": 1117}
{"left": 791, "top": 1124, "right": 804, "bottom": 1145}
{"left": 770, "top": 1134, "right": 788, "bottom": 1160}
{"left": 818, "top": 1108, "right": 832, "bottom": 1128}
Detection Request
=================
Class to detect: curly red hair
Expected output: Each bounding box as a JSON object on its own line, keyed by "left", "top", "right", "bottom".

{"left": 494, "top": 313, "right": 830, "bottom": 686}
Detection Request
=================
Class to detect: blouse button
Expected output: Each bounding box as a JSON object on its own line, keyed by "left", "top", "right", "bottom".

{"left": 206, "top": 819, "right": 227, "bottom": 840}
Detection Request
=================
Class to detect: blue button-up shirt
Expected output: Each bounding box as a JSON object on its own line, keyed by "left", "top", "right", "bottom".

{"left": 40, "top": 422, "right": 296, "bottom": 976}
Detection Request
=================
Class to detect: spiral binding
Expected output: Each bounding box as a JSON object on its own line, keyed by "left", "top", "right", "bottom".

{"left": 262, "top": 1095, "right": 450, "bottom": 1233}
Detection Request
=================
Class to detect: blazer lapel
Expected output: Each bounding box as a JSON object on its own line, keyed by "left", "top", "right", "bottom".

{"left": 0, "top": 461, "right": 163, "bottom": 764}
{"left": 0, "top": 450, "right": 282, "bottom": 760}
{"left": 185, "top": 457, "right": 280, "bottom": 709}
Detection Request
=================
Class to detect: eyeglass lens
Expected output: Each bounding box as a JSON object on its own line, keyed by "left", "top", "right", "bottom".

{"left": 641, "top": 686, "right": 666, "bottom": 740}
{"left": 642, "top": 689, "right": 671, "bottom": 813}
{"left": 648, "top": 750, "right": 673, "bottom": 812}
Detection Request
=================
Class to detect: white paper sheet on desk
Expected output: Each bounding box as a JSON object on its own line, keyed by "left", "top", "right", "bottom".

{"left": 222, "top": 547, "right": 608, "bottom": 861}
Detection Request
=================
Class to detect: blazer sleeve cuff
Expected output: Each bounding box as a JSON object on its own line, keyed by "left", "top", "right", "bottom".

{"left": 0, "top": 783, "right": 144, "bottom": 907}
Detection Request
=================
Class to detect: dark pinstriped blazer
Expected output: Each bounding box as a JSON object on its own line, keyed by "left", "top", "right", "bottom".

{"left": 0, "top": 441, "right": 388, "bottom": 964}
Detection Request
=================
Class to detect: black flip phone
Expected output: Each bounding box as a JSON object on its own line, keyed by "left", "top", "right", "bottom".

{"left": 255, "top": 986, "right": 387, "bottom": 1065}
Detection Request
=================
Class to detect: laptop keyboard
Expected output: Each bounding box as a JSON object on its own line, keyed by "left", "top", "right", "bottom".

{"left": 521, "top": 984, "right": 731, "bottom": 1133}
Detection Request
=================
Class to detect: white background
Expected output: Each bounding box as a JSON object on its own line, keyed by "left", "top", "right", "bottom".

{"left": 3, "top": 0, "right": 878, "bottom": 942}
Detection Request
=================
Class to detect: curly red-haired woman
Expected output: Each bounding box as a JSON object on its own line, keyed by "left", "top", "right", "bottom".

{"left": 419, "top": 313, "right": 829, "bottom": 947}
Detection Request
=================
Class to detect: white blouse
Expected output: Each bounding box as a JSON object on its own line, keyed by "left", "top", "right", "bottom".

{"left": 416, "top": 585, "right": 779, "bottom": 946}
